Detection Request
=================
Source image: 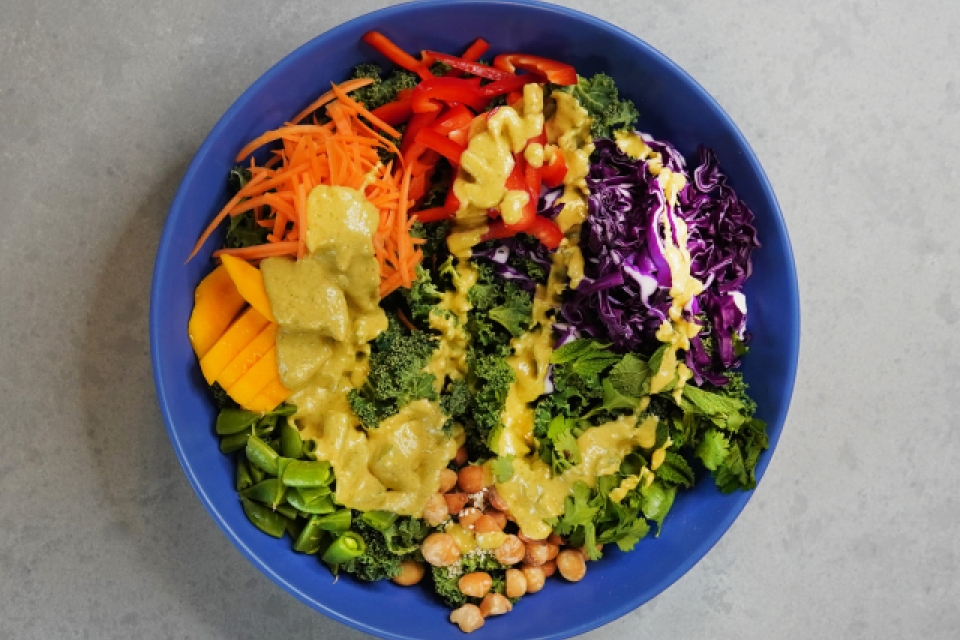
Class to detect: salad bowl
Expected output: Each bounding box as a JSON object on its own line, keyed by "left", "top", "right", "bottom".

{"left": 150, "top": 1, "right": 799, "bottom": 638}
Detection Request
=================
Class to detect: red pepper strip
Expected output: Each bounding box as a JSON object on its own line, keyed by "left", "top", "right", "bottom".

{"left": 415, "top": 127, "right": 466, "bottom": 164}
{"left": 426, "top": 51, "right": 513, "bottom": 81}
{"left": 526, "top": 215, "right": 564, "bottom": 249}
{"left": 500, "top": 154, "right": 537, "bottom": 230}
{"left": 541, "top": 150, "right": 568, "bottom": 188}
{"left": 482, "top": 220, "right": 517, "bottom": 241}
{"left": 431, "top": 104, "right": 475, "bottom": 135}
{"left": 506, "top": 90, "right": 524, "bottom": 105}
{"left": 443, "top": 185, "right": 460, "bottom": 215}
{"left": 409, "top": 173, "right": 429, "bottom": 201}
{"left": 493, "top": 53, "right": 577, "bottom": 86}
{"left": 411, "top": 78, "right": 489, "bottom": 113}
{"left": 400, "top": 111, "right": 438, "bottom": 160}
{"left": 524, "top": 160, "right": 542, "bottom": 209}
{"left": 415, "top": 206, "right": 454, "bottom": 223}
{"left": 480, "top": 73, "right": 542, "bottom": 97}
{"left": 362, "top": 31, "right": 434, "bottom": 81}
{"left": 370, "top": 93, "right": 414, "bottom": 126}
{"left": 444, "top": 37, "right": 491, "bottom": 76}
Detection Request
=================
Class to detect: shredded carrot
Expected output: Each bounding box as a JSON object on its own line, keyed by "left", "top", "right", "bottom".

{"left": 190, "top": 80, "right": 424, "bottom": 297}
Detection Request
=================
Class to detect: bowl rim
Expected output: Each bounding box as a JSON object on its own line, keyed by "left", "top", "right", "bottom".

{"left": 150, "top": 1, "right": 800, "bottom": 638}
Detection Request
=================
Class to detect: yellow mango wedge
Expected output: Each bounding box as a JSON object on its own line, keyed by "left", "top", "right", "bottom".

{"left": 216, "top": 324, "right": 278, "bottom": 390}
{"left": 226, "top": 347, "right": 281, "bottom": 409}
{"left": 188, "top": 265, "right": 246, "bottom": 358}
{"left": 247, "top": 377, "right": 292, "bottom": 413}
{"left": 199, "top": 307, "right": 270, "bottom": 385}
{"left": 219, "top": 254, "right": 276, "bottom": 322}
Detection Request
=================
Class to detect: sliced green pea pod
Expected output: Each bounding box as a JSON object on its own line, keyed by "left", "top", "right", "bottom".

{"left": 219, "top": 432, "right": 249, "bottom": 455}
{"left": 285, "top": 515, "right": 305, "bottom": 540}
{"left": 286, "top": 489, "right": 336, "bottom": 515}
{"left": 301, "top": 438, "right": 318, "bottom": 461}
{"left": 240, "top": 498, "right": 286, "bottom": 538}
{"left": 293, "top": 516, "right": 328, "bottom": 554}
{"left": 281, "top": 460, "right": 332, "bottom": 488}
{"left": 314, "top": 509, "right": 352, "bottom": 533}
{"left": 269, "top": 404, "right": 297, "bottom": 418}
{"left": 246, "top": 435, "right": 280, "bottom": 476}
{"left": 280, "top": 422, "right": 304, "bottom": 459}
{"left": 275, "top": 503, "right": 299, "bottom": 520}
{"left": 236, "top": 459, "right": 254, "bottom": 492}
{"left": 361, "top": 510, "right": 398, "bottom": 533}
{"left": 321, "top": 531, "right": 366, "bottom": 565}
{"left": 241, "top": 479, "right": 286, "bottom": 509}
{"left": 255, "top": 415, "right": 278, "bottom": 438}
{"left": 277, "top": 457, "right": 292, "bottom": 480}
{"left": 296, "top": 486, "right": 332, "bottom": 503}
{"left": 216, "top": 409, "right": 259, "bottom": 435}
{"left": 248, "top": 460, "right": 265, "bottom": 484}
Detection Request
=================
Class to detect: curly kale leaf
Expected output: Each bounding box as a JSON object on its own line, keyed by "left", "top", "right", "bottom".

{"left": 339, "top": 513, "right": 429, "bottom": 582}
{"left": 560, "top": 73, "right": 639, "bottom": 139}
{"left": 349, "top": 63, "right": 419, "bottom": 111}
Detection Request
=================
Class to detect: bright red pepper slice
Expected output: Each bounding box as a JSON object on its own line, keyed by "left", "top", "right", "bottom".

{"left": 369, "top": 89, "right": 414, "bottom": 126}
{"left": 415, "top": 127, "right": 467, "bottom": 164}
{"left": 443, "top": 185, "right": 461, "bottom": 215}
{"left": 400, "top": 111, "right": 438, "bottom": 164}
{"left": 493, "top": 54, "right": 577, "bottom": 86}
{"left": 479, "top": 73, "right": 542, "bottom": 97}
{"left": 361, "top": 31, "right": 434, "bottom": 81}
{"left": 411, "top": 77, "right": 489, "bottom": 113}
{"left": 444, "top": 38, "right": 491, "bottom": 77}
{"left": 426, "top": 51, "right": 513, "bottom": 81}
{"left": 431, "top": 104, "right": 475, "bottom": 135}
{"left": 526, "top": 216, "right": 564, "bottom": 249}
{"left": 482, "top": 220, "right": 517, "bottom": 242}
{"left": 414, "top": 206, "right": 453, "bottom": 223}
{"left": 499, "top": 154, "right": 538, "bottom": 231}
{"left": 540, "top": 151, "right": 568, "bottom": 188}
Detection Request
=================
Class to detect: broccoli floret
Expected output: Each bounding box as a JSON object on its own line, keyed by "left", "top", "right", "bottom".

{"left": 405, "top": 265, "right": 444, "bottom": 324}
{"left": 560, "top": 73, "right": 639, "bottom": 139}
{"left": 347, "top": 313, "right": 438, "bottom": 429}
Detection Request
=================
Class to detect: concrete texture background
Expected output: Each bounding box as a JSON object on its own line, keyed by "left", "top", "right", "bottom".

{"left": 1, "top": 0, "right": 958, "bottom": 638}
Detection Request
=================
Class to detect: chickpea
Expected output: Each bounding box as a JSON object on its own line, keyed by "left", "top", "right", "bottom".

{"left": 454, "top": 446, "right": 469, "bottom": 467}
{"left": 487, "top": 486, "right": 510, "bottom": 512}
{"left": 473, "top": 515, "right": 502, "bottom": 534}
{"left": 523, "top": 542, "right": 550, "bottom": 567}
{"left": 556, "top": 549, "right": 587, "bottom": 582}
{"left": 423, "top": 493, "right": 449, "bottom": 527}
{"left": 505, "top": 568, "right": 527, "bottom": 598}
{"left": 485, "top": 510, "right": 508, "bottom": 530}
{"left": 517, "top": 531, "right": 537, "bottom": 544}
{"left": 458, "top": 466, "right": 486, "bottom": 494}
{"left": 439, "top": 468, "right": 459, "bottom": 494}
{"left": 458, "top": 572, "right": 493, "bottom": 598}
{"left": 392, "top": 561, "right": 425, "bottom": 586}
{"left": 547, "top": 534, "right": 565, "bottom": 546}
{"left": 521, "top": 565, "right": 546, "bottom": 593}
{"left": 450, "top": 604, "right": 484, "bottom": 633}
{"left": 422, "top": 533, "right": 460, "bottom": 567}
{"left": 479, "top": 593, "right": 513, "bottom": 617}
{"left": 545, "top": 543, "right": 560, "bottom": 561}
{"left": 494, "top": 534, "right": 525, "bottom": 565}
{"left": 444, "top": 492, "right": 470, "bottom": 515}
{"left": 541, "top": 560, "right": 556, "bottom": 578}
{"left": 458, "top": 508, "right": 483, "bottom": 530}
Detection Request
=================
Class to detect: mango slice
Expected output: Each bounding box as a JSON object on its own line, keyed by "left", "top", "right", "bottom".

{"left": 220, "top": 254, "right": 276, "bottom": 322}
{"left": 227, "top": 347, "right": 281, "bottom": 409}
{"left": 188, "top": 265, "right": 246, "bottom": 358}
{"left": 216, "top": 324, "right": 278, "bottom": 390}
{"left": 247, "top": 377, "right": 292, "bottom": 413}
{"left": 199, "top": 307, "right": 270, "bottom": 385}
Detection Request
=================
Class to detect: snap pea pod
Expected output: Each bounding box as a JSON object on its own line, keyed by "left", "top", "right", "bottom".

{"left": 296, "top": 486, "right": 331, "bottom": 501}
{"left": 219, "top": 432, "right": 249, "bottom": 454}
{"left": 216, "top": 409, "right": 259, "bottom": 435}
{"left": 286, "top": 489, "right": 336, "bottom": 515}
{"left": 285, "top": 515, "right": 304, "bottom": 540}
{"left": 275, "top": 503, "right": 299, "bottom": 520}
{"left": 281, "top": 460, "right": 332, "bottom": 488}
{"left": 280, "top": 422, "right": 304, "bottom": 459}
{"left": 241, "top": 479, "right": 286, "bottom": 510}
{"left": 361, "top": 510, "right": 398, "bottom": 533}
{"left": 322, "top": 531, "right": 366, "bottom": 565}
{"left": 246, "top": 435, "right": 280, "bottom": 476}
{"left": 248, "top": 459, "right": 265, "bottom": 484}
{"left": 314, "top": 509, "right": 352, "bottom": 533}
{"left": 241, "top": 498, "right": 286, "bottom": 538}
{"left": 293, "top": 516, "right": 328, "bottom": 554}
{"left": 301, "top": 438, "right": 318, "bottom": 461}
{"left": 236, "top": 459, "right": 254, "bottom": 492}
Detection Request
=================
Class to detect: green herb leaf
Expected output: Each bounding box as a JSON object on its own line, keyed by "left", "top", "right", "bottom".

{"left": 491, "top": 456, "right": 515, "bottom": 483}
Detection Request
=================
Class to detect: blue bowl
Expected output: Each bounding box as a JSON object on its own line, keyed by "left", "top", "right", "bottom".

{"left": 150, "top": 1, "right": 799, "bottom": 638}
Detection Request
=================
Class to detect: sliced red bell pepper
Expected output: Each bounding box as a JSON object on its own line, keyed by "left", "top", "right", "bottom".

{"left": 411, "top": 77, "right": 489, "bottom": 113}
{"left": 526, "top": 216, "right": 564, "bottom": 249}
{"left": 493, "top": 54, "right": 577, "bottom": 86}
{"left": 540, "top": 150, "right": 568, "bottom": 188}
{"left": 426, "top": 51, "right": 513, "bottom": 81}
{"left": 400, "top": 111, "right": 438, "bottom": 163}
{"left": 370, "top": 89, "right": 414, "bottom": 126}
{"left": 415, "top": 127, "right": 467, "bottom": 164}
{"left": 432, "top": 104, "right": 475, "bottom": 135}
{"left": 414, "top": 206, "right": 454, "bottom": 223}
{"left": 480, "top": 73, "right": 542, "bottom": 97}
{"left": 409, "top": 173, "right": 429, "bottom": 201}
{"left": 482, "top": 220, "right": 518, "bottom": 242}
{"left": 361, "top": 31, "right": 435, "bottom": 82}
{"left": 444, "top": 37, "right": 491, "bottom": 76}
{"left": 506, "top": 90, "right": 524, "bottom": 105}
{"left": 500, "top": 154, "right": 538, "bottom": 231}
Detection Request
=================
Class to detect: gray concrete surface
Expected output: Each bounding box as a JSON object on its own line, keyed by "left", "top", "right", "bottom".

{"left": 1, "top": 0, "right": 958, "bottom": 638}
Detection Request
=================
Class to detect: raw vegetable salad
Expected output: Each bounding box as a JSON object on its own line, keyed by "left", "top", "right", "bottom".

{"left": 186, "top": 32, "right": 765, "bottom": 634}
